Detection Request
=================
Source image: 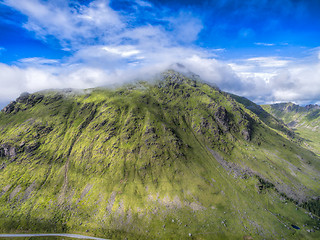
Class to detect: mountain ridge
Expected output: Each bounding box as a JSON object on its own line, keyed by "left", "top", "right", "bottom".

{"left": 262, "top": 102, "right": 320, "bottom": 156}
{"left": 0, "top": 70, "right": 319, "bottom": 239}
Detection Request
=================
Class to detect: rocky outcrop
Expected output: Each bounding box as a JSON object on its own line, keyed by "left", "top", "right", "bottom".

{"left": 16, "top": 92, "right": 31, "bottom": 104}
{"left": 207, "top": 146, "right": 254, "bottom": 178}
{"left": 25, "top": 142, "right": 41, "bottom": 154}
{"left": 305, "top": 104, "right": 320, "bottom": 111}
{"left": 0, "top": 147, "right": 4, "bottom": 157}
{"left": 1, "top": 93, "right": 44, "bottom": 114}
{"left": 239, "top": 113, "right": 253, "bottom": 141}
{"left": 0, "top": 144, "right": 16, "bottom": 159}
{"left": 270, "top": 102, "right": 305, "bottom": 113}
{"left": 241, "top": 128, "right": 251, "bottom": 141}
{"left": 43, "top": 94, "right": 63, "bottom": 105}
{"left": 214, "top": 106, "right": 230, "bottom": 131}
{"left": 1, "top": 101, "right": 16, "bottom": 114}
{"left": 0, "top": 141, "right": 41, "bottom": 159}
{"left": 23, "top": 94, "right": 44, "bottom": 107}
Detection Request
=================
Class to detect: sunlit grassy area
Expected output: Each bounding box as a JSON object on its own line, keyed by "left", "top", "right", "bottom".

{"left": 262, "top": 103, "right": 320, "bottom": 155}
{"left": 1, "top": 71, "right": 319, "bottom": 239}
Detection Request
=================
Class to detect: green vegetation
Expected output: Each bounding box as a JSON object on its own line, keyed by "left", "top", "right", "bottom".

{"left": 0, "top": 71, "right": 319, "bottom": 239}
{"left": 230, "top": 94, "right": 295, "bottom": 138}
{"left": 300, "top": 199, "right": 320, "bottom": 217}
{"left": 262, "top": 102, "right": 320, "bottom": 155}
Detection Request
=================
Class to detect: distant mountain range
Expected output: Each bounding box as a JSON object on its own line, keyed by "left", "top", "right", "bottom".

{"left": 0, "top": 70, "right": 319, "bottom": 239}
{"left": 262, "top": 102, "right": 320, "bottom": 156}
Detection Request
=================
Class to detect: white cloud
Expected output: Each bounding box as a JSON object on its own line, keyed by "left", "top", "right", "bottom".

{"left": 135, "top": 0, "right": 153, "bottom": 8}
{"left": 102, "top": 46, "right": 141, "bottom": 58}
{"left": 0, "top": 64, "right": 27, "bottom": 102}
{"left": 1, "top": 0, "right": 320, "bottom": 107}
{"left": 254, "top": 42, "right": 275, "bottom": 46}
{"left": 2, "top": 50, "right": 320, "bottom": 106}
{"left": 3, "top": 0, "right": 124, "bottom": 48}
{"left": 228, "top": 52, "right": 320, "bottom": 104}
{"left": 3, "top": 0, "right": 202, "bottom": 50}
{"left": 19, "top": 57, "right": 59, "bottom": 65}
{"left": 166, "top": 12, "right": 203, "bottom": 44}
{"left": 0, "top": 0, "right": 207, "bottom": 105}
{"left": 246, "top": 57, "right": 290, "bottom": 68}
{"left": 0, "top": 63, "right": 114, "bottom": 103}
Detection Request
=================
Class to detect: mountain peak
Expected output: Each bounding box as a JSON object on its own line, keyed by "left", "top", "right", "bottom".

{"left": 1, "top": 70, "right": 320, "bottom": 239}
{"left": 267, "top": 102, "right": 320, "bottom": 114}
{"left": 305, "top": 103, "right": 320, "bottom": 111}
{"left": 166, "top": 63, "right": 201, "bottom": 81}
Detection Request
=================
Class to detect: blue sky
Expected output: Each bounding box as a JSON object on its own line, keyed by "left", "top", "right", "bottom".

{"left": 1, "top": 0, "right": 320, "bottom": 108}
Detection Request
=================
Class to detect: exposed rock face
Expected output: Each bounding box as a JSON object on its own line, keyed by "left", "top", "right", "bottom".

{"left": 0, "top": 144, "right": 16, "bottom": 159}
{"left": 241, "top": 114, "right": 253, "bottom": 141}
{"left": 207, "top": 147, "right": 254, "bottom": 178}
{"left": 305, "top": 104, "right": 320, "bottom": 111}
{"left": 269, "top": 102, "right": 319, "bottom": 113}
{"left": 23, "top": 94, "right": 44, "bottom": 107}
{"left": 1, "top": 101, "right": 16, "bottom": 114}
{"left": 0, "top": 162, "right": 6, "bottom": 170}
{"left": 214, "top": 106, "right": 230, "bottom": 131}
{"left": 0, "top": 141, "right": 42, "bottom": 159}
{"left": 16, "top": 92, "right": 31, "bottom": 103}
{"left": 0, "top": 148, "right": 4, "bottom": 158}
{"left": 25, "top": 142, "right": 41, "bottom": 153}
{"left": 1, "top": 93, "right": 44, "bottom": 114}
{"left": 43, "top": 94, "right": 63, "bottom": 105}
{"left": 241, "top": 128, "right": 251, "bottom": 141}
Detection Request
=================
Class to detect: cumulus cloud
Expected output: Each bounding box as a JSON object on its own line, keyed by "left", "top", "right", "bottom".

{"left": 3, "top": 0, "right": 203, "bottom": 49}
{"left": 0, "top": 63, "right": 112, "bottom": 102}
{"left": 254, "top": 42, "right": 275, "bottom": 47}
{"left": 19, "top": 57, "right": 59, "bottom": 65}
{"left": 3, "top": 0, "right": 124, "bottom": 48}
{"left": 1, "top": 0, "right": 320, "bottom": 108}
{"left": 227, "top": 52, "right": 320, "bottom": 104}
{"left": 2, "top": 46, "right": 320, "bottom": 107}
{"left": 135, "top": 0, "right": 153, "bottom": 8}
{"left": 0, "top": 0, "right": 205, "bottom": 102}
{"left": 166, "top": 12, "right": 203, "bottom": 44}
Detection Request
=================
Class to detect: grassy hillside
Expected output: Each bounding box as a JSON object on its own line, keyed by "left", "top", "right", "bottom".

{"left": 0, "top": 71, "right": 319, "bottom": 239}
{"left": 229, "top": 94, "right": 295, "bottom": 139}
{"left": 262, "top": 103, "right": 320, "bottom": 156}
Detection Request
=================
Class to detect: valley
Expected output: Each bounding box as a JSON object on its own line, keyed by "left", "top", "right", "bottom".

{"left": 262, "top": 103, "right": 320, "bottom": 156}
{"left": 0, "top": 71, "right": 319, "bottom": 239}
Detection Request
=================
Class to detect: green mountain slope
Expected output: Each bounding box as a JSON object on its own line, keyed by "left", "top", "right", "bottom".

{"left": 262, "top": 103, "right": 320, "bottom": 156}
{"left": 0, "top": 71, "right": 319, "bottom": 239}
{"left": 229, "top": 94, "right": 295, "bottom": 139}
